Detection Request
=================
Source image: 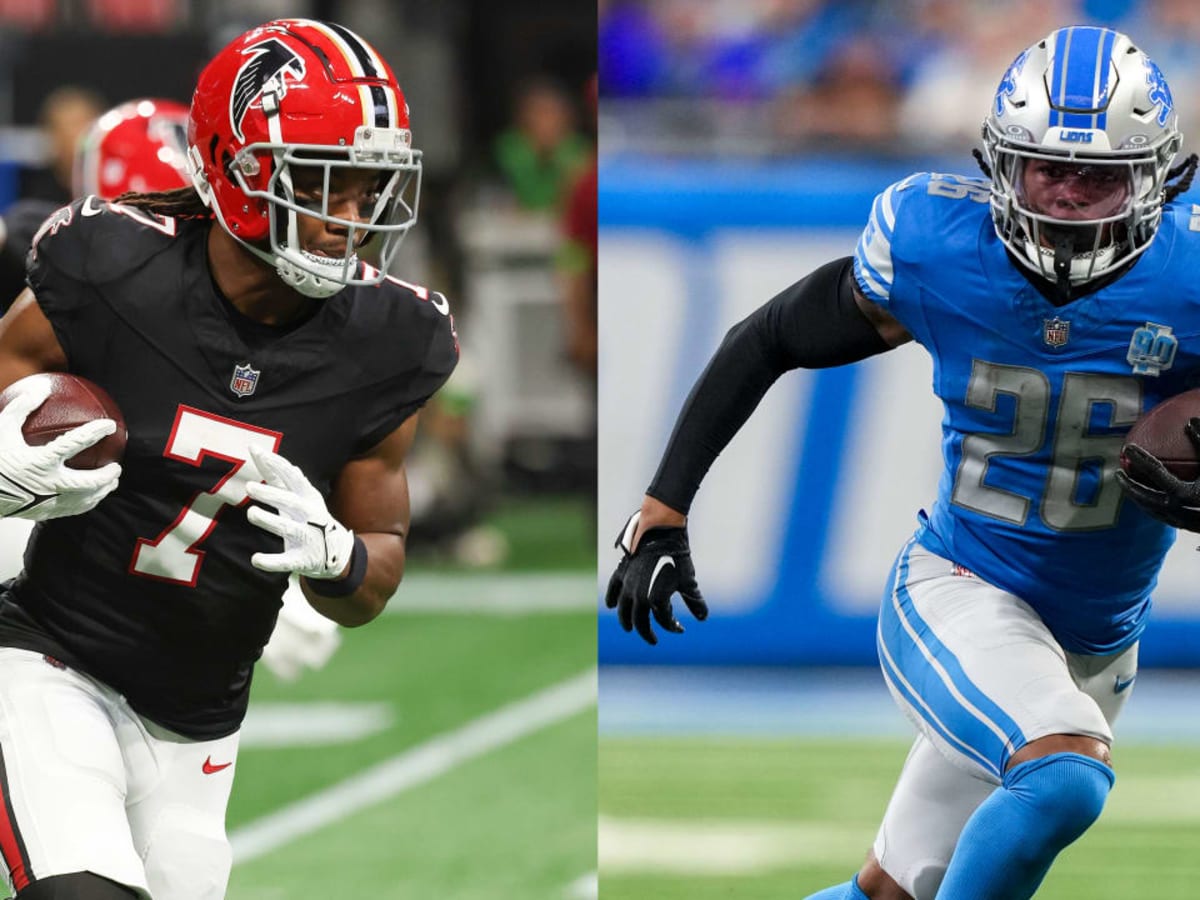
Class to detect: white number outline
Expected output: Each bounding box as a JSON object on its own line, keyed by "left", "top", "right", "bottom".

{"left": 129, "top": 405, "right": 282, "bottom": 586}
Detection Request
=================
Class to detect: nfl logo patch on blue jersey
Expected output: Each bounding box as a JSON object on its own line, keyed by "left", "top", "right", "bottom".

{"left": 229, "top": 362, "right": 260, "bottom": 397}
{"left": 1043, "top": 317, "right": 1070, "bottom": 347}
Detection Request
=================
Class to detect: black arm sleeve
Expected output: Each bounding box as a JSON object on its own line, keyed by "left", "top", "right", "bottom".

{"left": 646, "top": 256, "right": 891, "bottom": 514}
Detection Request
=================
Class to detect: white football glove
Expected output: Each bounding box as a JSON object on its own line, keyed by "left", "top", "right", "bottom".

{"left": 245, "top": 445, "right": 355, "bottom": 579}
{"left": 0, "top": 377, "right": 121, "bottom": 521}
{"left": 259, "top": 577, "right": 342, "bottom": 681}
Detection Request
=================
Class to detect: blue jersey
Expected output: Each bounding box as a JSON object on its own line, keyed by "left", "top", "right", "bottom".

{"left": 853, "top": 172, "right": 1200, "bottom": 655}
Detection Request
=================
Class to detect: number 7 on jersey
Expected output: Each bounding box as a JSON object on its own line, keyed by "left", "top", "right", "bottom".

{"left": 130, "top": 406, "right": 282, "bottom": 586}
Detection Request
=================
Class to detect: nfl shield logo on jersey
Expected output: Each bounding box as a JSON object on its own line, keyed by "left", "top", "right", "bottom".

{"left": 229, "top": 362, "right": 260, "bottom": 397}
{"left": 1042, "top": 317, "right": 1070, "bottom": 348}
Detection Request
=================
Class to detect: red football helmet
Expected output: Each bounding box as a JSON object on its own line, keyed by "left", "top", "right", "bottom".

{"left": 187, "top": 19, "right": 422, "bottom": 298}
{"left": 74, "top": 98, "right": 191, "bottom": 199}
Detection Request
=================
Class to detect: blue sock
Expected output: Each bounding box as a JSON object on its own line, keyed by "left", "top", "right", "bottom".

{"left": 805, "top": 875, "right": 869, "bottom": 899}
{"left": 935, "top": 752, "right": 1114, "bottom": 899}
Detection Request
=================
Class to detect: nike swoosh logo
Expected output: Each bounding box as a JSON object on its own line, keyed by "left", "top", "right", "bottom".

{"left": 202, "top": 756, "right": 233, "bottom": 775}
{"left": 80, "top": 194, "right": 105, "bottom": 217}
{"left": 648, "top": 555, "right": 675, "bottom": 599}
{"left": 1114, "top": 674, "right": 1136, "bottom": 694}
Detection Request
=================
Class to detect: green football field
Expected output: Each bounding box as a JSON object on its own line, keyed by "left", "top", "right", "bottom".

{"left": 226, "top": 596, "right": 596, "bottom": 899}
{"left": 225, "top": 493, "right": 597, "bottom": 898}
{"left": 599, "top": 736, "right": 1200, "bottom": 899}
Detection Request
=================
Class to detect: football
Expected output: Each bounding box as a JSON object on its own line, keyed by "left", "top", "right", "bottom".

{"left": 1121, "top": 388, "right": 1200, "bottom": 481}
{"left": 0, "top": 373, "right": 127, "bottom": 469}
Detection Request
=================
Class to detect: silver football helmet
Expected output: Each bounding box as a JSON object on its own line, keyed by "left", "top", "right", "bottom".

{"left": 983, "top": 26, "right": 1182, "bottom": 287}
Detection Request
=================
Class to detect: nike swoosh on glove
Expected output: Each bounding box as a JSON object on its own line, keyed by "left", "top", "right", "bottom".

{"left": 245, "top": 445, "right": 356, "bottom": 579}
{"left": 0, "top": 377, "right": 121, "bottom": 521}
{"left": 605, "top": 510, "right": 707, "bottom": 645}
{"left": 1117, "top": 421, "right": 1200, "bottom": 532}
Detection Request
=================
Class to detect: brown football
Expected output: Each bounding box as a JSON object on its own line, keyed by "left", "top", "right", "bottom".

{"left": 1121, "top": 388, "right": 1200, "bottom": 481}
{"left": 0, "top": 373, "right": 127, "bottom": 469}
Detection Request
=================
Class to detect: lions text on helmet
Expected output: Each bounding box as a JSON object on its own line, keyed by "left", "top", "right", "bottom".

{"left": 187, "top": 19, "right": 422, "bottom": 298}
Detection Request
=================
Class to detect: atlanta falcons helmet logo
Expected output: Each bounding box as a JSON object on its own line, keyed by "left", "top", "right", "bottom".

{"left": 229, "top": 37, "right": 306, "bottom": 142}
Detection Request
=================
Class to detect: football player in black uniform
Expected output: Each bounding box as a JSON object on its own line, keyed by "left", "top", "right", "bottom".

{"left": 0, "top": 19, "right": 456, "bottom": 900}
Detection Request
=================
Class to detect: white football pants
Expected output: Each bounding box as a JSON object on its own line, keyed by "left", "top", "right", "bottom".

{"left": 0, "top": 647, "right": 238, "bottom": 899}
{"left": 872, "top": 540, "right": 1135, "bottom": 898}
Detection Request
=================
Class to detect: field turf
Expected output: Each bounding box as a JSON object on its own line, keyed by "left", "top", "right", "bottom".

{"left": 599, "top": 736, "right": 1200, "bottom": 899}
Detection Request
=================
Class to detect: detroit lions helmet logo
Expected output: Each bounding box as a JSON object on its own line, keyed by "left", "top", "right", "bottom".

{"left": 229, "top": 38, "right": 306, "bottom": 142}
{"left": 1145, "top": 59, "right": 1174, "bottom": 127}
{"left": 994, "top": 49, "right": 1028, "bottom": 117}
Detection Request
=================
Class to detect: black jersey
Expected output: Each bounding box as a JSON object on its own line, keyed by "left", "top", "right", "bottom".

{"left": 0, "top": 196, "right": 458, "bottom": 739}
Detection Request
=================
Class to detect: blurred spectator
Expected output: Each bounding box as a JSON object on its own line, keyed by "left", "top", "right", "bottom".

{"left": 559, "top": 75, "right": 598, "bottom": 378}
{"left": 897, "top": 0, "right": 1082, "bottom": 152}
{"left": 599, "top": 0, "right": 671, "bottom": 98}
{"left": 19, "top": 85, "right": 105, "bottom": 204}
{"left": 774, "top": 34, "right": 902, "bottom": 150}
{"left": 492, "top": 78, "right": 590, "bottom": 212}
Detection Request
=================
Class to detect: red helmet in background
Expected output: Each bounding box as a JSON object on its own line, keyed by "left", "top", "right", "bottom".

{"left": 74, "top": 98, "right": 191, "bottom": 199}
{"left": 187, "top": 19, "right": 422, "bottom": 298}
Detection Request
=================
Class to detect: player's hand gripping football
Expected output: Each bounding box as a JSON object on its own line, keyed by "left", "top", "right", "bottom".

{"left": 0, "top": 378, "right": 120, "bottom": 521}
{"left": 245, "top": 445, "right": 356, "bottom": 580}
{"left": 1116, "top": 419, "right": 1200, "bottom": 532}
{"left": 605, "top": 509, "right": 707, "bottom": 645}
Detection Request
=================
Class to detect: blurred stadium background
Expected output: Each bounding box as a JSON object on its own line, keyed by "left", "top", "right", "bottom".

{"left": 0, "top": 1, "right": 596, "bottom": 898}
{"left": 598, "top": 0, "right": 1200, "bottom": 897}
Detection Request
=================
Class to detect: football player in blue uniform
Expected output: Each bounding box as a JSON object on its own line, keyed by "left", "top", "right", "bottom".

{"left": 0, "top": 20, "right": 456, "bottom": 900}
{"left": 607, "top": 26, "right": 1200, "bottom": 900}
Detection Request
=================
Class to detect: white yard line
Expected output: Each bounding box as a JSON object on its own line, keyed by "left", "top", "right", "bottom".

{"left": 599, "top": 816, "right": 873, "bottom": 875}
{"left": 563, "top": 871, "right": 598, "bottom": 898}
{"left": 230, "top": 668, "right": 597, "bottom": 863}
{"left": 382, "top": 570, "right": 597, "bottom": 614}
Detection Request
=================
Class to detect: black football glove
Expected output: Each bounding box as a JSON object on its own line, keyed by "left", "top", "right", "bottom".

{"left": 1116, "top": 419, "right": 1200, "bottom": 532}
{"left": 605, "top": 511, "right": 708, "bottom": 645}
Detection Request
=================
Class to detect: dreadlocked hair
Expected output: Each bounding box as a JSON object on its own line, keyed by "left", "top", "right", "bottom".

{"left": 111, "top": 186, "right": 211, "bottom": 219}
{"left": 972, "top": 147, "right": 992, "bottom": 179}
{"left": 1164, "top": 153, "right": 1198, "bottom": 204}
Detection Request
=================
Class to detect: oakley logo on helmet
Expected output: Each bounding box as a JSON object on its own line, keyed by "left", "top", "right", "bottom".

{"left": 230, "top": 38, "right": 306, "bottom": 142}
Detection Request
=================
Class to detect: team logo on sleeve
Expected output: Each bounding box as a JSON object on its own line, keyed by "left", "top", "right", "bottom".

{"left": 230, "top": 38, "right": 306, "bottom": 141}
{"left": 1127, "top": 322, "right": 1177, "bottom": 376}
{"left": 230, "top": 362, "right": 261, "bottom": 397}
{"left": 30, "top": 204, "right": 74, "bottom": 251}
{"left": 1042, "top": 316, "right": 1070, "bottom": 348}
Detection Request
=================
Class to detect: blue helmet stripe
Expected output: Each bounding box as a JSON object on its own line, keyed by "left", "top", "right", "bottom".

{"left": 1050, "top": 26, "right": 1115, "bottom": 130}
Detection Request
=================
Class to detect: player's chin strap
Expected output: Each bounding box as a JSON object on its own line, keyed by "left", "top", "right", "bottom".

{"left": 1052, "top": 232, "right": 1075, "bottom": 300}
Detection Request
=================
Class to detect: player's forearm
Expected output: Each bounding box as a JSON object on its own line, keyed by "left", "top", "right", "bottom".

{"left": 645, "top": 322, "right": 782, "bottom": 513}
{"left": 647, "top": 257, "right": 891, "bottom": 514}
{"left": 302, "top": 531, "right": 404, "bottom": 626}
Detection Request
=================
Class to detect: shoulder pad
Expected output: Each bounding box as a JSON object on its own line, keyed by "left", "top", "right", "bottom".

{"left": 375, "top": 272, "right": 452, "bottom": 313}
{"left": 855, "top": 172, "right": 990, "bottom": 304}
{"left": 29, "top": 196, "right": 184, "bottom": 285}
